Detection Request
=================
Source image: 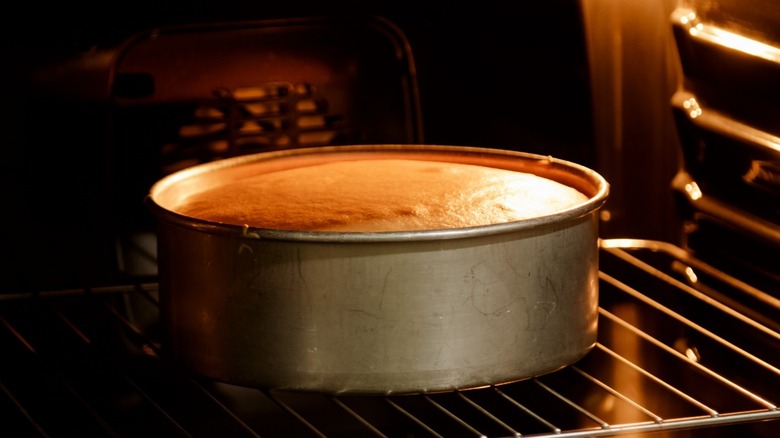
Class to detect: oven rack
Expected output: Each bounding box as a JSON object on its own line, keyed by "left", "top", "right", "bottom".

{"left": 2, "top": 239, "right": 779, "bottom": 437}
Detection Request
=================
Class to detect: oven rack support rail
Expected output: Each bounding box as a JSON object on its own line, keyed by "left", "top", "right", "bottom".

{"left": 1, "top": 239, "right": 779, "bottom": 437}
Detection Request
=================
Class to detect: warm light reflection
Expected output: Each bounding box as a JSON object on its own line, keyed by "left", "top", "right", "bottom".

{"left": 610, "top": 303, "right": 647, "bottom": 425}
{"left": 678, "top": 9, "right": 780, "bottom": 63}
{"left": 697, "top": 27, "right": 780, "bottom": 63}
{"left": 296, "top": 99, "right": 318, "bottom": 112}
{"left": 684, "top": 181, "right": 702, "bottom": 201}
{"left": 674, "top": 338, "right": 701, "bottom": 363}
{"left": 682, "top": 97, "right": 702, "bottom": 119}
{"left": 684, "top": 266, "right": 698, "bottom": 283}
{"left": 685, "top": 347, "right": 701, "bottom": 362}
{"left": 678, "top": 11, "right": 695, "bottom": 26}
{"left": 142, "top": 344, "right": 158, "bottom": 357}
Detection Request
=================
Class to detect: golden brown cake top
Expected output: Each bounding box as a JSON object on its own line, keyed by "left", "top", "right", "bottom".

{"left": 173, "top": 158, "right": 588, "bottom": 231}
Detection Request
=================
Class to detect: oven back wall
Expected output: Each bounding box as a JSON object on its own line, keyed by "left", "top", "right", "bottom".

{"left": 2, "top": 0, "right": 619, "bottom": 292}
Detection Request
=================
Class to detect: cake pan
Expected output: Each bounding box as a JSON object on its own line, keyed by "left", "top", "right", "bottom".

{"left": 146, "top": 144, "right": 609, "bottom": 394}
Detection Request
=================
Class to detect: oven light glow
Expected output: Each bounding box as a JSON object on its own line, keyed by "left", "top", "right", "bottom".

{"left": 684, "top": 266, "right": 698, "bottom": 283}
{"left": 689, "top": 23, "right": 703, "bottom": 37}
{"left": 680, "top": 8, "right": 780, "bottom": 64}
{"left": 685, "top": 347, "right": 701, "bottom": 362}
{"left": 678, "top": 11, "right": 696, "bottom": 26}
{"left": 703, "top": 27, "right": 780, "bottom": 63}
{"left": 684, "top": 181, "right": 702, "bottom": 200}
{"left": 682, "top": 97, "right": 702, "bottom": 119}
{"left": 675, "top": 337, "right": 702, "bottom": 362}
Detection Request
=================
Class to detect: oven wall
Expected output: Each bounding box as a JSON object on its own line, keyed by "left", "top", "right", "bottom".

{"left": 1, "top": 0, "right": 679, "bottom": 292}
{"left": 581, "top": 0, "right": 685, "bottom": 244}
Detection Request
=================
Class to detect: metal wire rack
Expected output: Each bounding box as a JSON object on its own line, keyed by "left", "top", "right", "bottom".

{"left": 2, "top": 239, "right": 779, "bottom": 437}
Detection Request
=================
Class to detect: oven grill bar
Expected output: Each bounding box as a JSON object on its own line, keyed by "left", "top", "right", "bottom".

{"left": 600, "top": 295, "right": 776, "bottom": 410}
{"left": 1, "top": 240, "right": 779, "bottom": 437}
{"left": 456, "top": 390, "right": 520, "bottom": 436}
{"left": 330, "top": 396, "right": 388, "bottom": 437}
{"left": 385, "top": 397, "right": 442, "bottom": 437}
{"left": 569, "top": 364, "right": 662, "bottom": 423}
{"left": 492, "top": 385, "right": 561, "bottom": 433}
{"left": 601, "top": 271, "right": 780, "bottom": 378}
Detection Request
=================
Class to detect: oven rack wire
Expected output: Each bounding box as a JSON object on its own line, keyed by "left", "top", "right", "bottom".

{"left": 1, "top": 239, "right": 779, "bottom": 437}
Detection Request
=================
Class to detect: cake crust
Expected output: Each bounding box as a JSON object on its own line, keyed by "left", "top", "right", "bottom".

{"left": 173, "top": 159, "right": 588, "bottom": 232}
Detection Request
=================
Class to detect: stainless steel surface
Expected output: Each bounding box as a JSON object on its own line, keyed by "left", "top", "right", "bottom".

{"left": 2, "top": 240, "right": 779, "bottom": 436}
{"left": 670, "top": 8, "right": 780, "bottom": 232}
{"left": 146, "top": 144, "right": 609, "bottom": 394}
{"left": 669, "top": 3, "right": 780, "bottom": 284}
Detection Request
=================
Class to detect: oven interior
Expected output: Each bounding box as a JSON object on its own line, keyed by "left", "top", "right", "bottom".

{"left": 2, "top": 1, "right": 779, "bottom": 436}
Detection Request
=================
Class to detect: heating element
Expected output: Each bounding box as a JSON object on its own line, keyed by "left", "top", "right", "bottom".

{"left": 3, "top": 239, "right": 779, "bottom": 437}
